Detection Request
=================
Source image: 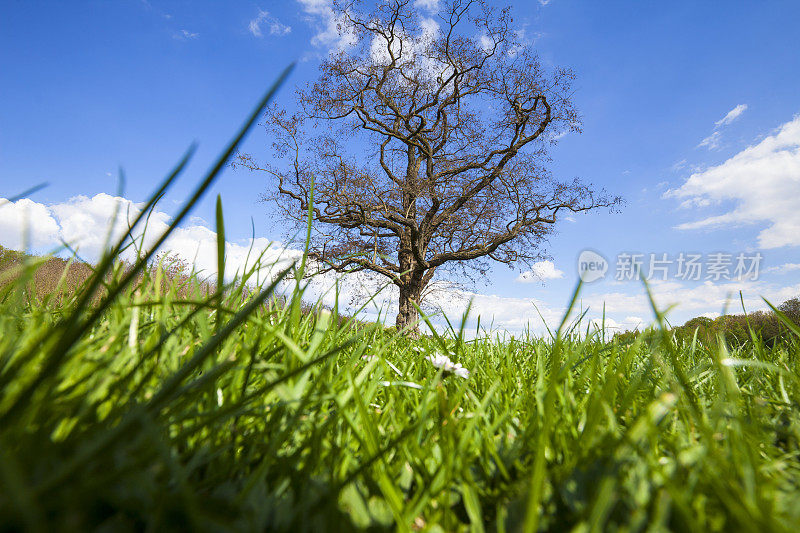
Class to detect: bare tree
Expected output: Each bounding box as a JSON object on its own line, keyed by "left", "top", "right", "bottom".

{"left": 236, "top": 0, "right": 620, "bottom": 333}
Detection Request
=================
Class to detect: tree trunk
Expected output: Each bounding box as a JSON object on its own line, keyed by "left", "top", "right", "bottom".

{"left": 396, "top": 273, "right": 423, "bottom": 334}
{"left": 396, "top": 147, "right": 423, "bottom": 334}
{"left": 396, "top": 231, "right": 421, "bottom": 333}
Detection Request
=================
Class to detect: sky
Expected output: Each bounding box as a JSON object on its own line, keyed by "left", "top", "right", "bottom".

{"left": 2, "top": 0, "right": 800, "bottom": 336}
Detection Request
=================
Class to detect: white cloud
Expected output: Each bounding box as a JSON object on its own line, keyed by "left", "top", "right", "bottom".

{"left": 516, "top": 260, "right": 565, "bottom": 282}
{"left": 697, "top": 104, "right": 748, "bottom": 150}
{"left": 765, "top": 262, "right": 800, "bottom": 274}
{"left": 508, "top": 27, "right": 540, "bottom": 57}
{"left": 478, "top": 34, "right": 494, "bottom": 53}
{"left": 429, "top": 290, "right": 565, "bottom": 335}
{"left": 367, "top": 14, "right": 443, "bottom": 80}
{"left": 175, "top": 29, "right": 199, "bottom": 40}
{"left": 428, "top": 276, "right": 800, "bottom": 337}
{"left": 698, "top": 130, "right": 721, "bottom": 150}
{"left": 580, "top": 278, "right": 800, "bottom": 320}
{"left": 414, "top": 0, "right": 439, "bottom": 10}
{"left": 668, "top": 115, "right": 800, "bottom": 248}
{"left": 297, "top": 0, "right": 444, "bottom": 61}
{"left": 314, "top": 272, "right": 800, "bottom": 337}
{"left": 0, "top": 193, "right": 294, "bottom": 283}
{"left": 715, "top": 104, "right": 748, "bottom": 127}
{"left": 0, "top": 198, "right": 60, "bottom": 250}
{"left": 590, "top": 315, "right": 643, "bottom": 333}
{"left": 49, "top": 194, "right": 163, "bottom": 259}
{"left": 249, "top": 9, "right": 291, "bottom": 38}
{"left": 297, "top": 0, "right": 357, "bottom": 51}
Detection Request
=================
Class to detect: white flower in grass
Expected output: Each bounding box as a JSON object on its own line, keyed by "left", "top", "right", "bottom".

{"left": 426, "top": 353, "right": 470, "bottom": 379}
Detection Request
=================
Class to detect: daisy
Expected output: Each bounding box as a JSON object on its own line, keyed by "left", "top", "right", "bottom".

{"left": 425, "top": 353, "right": 470, "bottom": 379}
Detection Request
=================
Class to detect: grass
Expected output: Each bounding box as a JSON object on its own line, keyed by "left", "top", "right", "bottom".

{"left": 2, "top": 68, "right": 800, "bottom": 531}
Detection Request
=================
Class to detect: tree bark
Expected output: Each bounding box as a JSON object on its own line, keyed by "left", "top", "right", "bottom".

{"left": 396, "top": 270, "right": 424, "bottom": 334}
{"left": 395, "top": 147, "right": 424, "bottom": 333}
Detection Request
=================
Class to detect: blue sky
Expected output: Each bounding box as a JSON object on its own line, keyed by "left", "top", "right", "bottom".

{"left": 2, "top": 0, "right": 800, "bottom": 335}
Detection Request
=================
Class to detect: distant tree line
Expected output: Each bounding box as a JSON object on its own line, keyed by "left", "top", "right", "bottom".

{"left": 614, "top": 296, "right": 800, "bottom": 348}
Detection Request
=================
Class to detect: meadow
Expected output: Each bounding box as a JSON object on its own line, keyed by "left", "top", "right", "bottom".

{"left": 3, "top": 241, "right": 800, "bottom": 532}
{"left": 2, "top": 75, "right": 799, "bottom": 532}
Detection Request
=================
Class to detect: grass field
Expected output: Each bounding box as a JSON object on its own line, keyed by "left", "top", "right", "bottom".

{"left": 2, "top": 75, "right": 799, "bottom": 532}
{"left": 2, "top": 240, "right": 800, "bottom": 532}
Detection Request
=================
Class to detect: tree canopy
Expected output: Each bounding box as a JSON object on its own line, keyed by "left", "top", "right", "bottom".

{"left": 237, "top": 0, "right": 620, "bottom": 332}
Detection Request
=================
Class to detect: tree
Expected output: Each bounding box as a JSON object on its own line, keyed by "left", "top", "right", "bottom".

{"left": 236, "top": 0, "right": 620, "bottom": 333}
{"left": 778, "top": 296, "right": 800, "bottom": 325}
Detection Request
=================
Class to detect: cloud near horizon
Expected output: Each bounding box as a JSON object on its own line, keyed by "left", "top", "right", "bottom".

{"left": 2, "top": 192, "right": 798, "bottom": 337}
{"left": 0, "top": 193, "right": 294, "bottom": 282}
